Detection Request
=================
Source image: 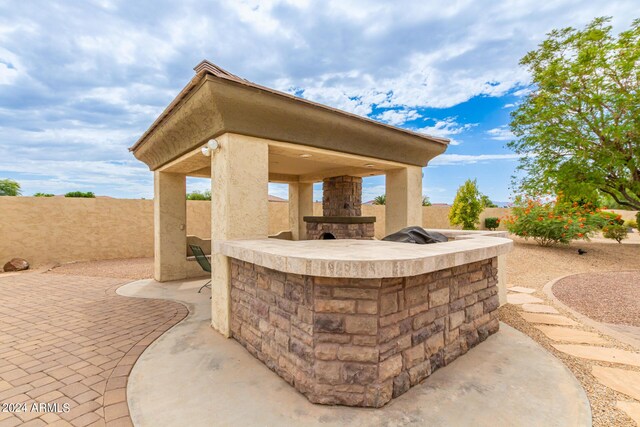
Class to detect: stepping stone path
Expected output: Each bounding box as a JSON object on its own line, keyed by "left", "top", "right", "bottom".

{"left": 616, "top": 401, "right": 640, "bottom": 424}
{"left": 553, "top": 345, "right": 640, "bottom": 367}
{"left": 522, "top": 304, "right": 559, "bottom": 314}
{"left": 510, "top": 282, "right": 640, "bottom": 423}
{"left": 592, "top": 366, "right": 640, "bottom": 401}
{"left": 507, "top": 293, "right": 544, "bottom": 305}
{"left": 534, "top": 325, "right": 607, "bottom": 345}
{"left": 508, "top": 286, "right": 536, "bottom": 294}
{"left": 520, "top": 312, "right": 579, "bottom": 326}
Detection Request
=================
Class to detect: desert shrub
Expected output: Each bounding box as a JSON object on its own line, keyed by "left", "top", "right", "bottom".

{"left": 449, "top": 179, "right": 483, "bottom": 230}
{"left": 485, "top": 217, "right": 500, "bottom": 230}
{"left": 64, "top": 191, "right": 95, "bottom": 198}
{"left": 503, "top": 196, "right": 604, "bottom": 246}
{"left": 33, "top": 192, "right": 54, "bottom": 197}
{"left": 624, "top": 219, "right": 637, "bottom": 229}
{"left": 186, "top": 190, "right": 211, "bottom": 200}
{"left": 602, "top": 224, "right": 628, "bottom": 243}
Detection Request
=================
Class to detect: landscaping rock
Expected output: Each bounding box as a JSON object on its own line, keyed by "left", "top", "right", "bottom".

{"left": 3, "top": 258, "right": 29, "bottom": 272}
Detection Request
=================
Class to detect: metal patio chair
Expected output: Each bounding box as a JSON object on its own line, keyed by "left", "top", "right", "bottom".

{"left": 189, "top": 244, "right": 211, "bottom": 294}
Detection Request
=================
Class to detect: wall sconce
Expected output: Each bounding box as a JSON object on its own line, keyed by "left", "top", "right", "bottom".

{"left": 201, "top": 139, "right": 220, "bottom": 156}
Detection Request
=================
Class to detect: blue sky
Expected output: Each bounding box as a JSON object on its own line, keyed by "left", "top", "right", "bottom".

{"left": 0, "top": 1, "right": 636, "bottom": 203}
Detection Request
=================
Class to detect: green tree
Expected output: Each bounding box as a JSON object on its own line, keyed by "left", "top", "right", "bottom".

{"left": 0, "top": 179, "right": 21, "bottom": 196}
{"left": 480, "top": 195, "right": 497, "bottom": 208}
{"left": 449, "top": 179, "right": 483, "bottom": 230}
{"left": 65, "top": 191, "right": 95, "bottom": 198}
{"left": 422, "top": 196, "right": 432, "bottom": 206}
{"left": 33, "top": 192, "right": 54, "bottom": 197}
{"left": 372, "top": 194, "right": 386, "bottom": 205}
{"left": 509, "top": 17, "right": 640, "bottom": 210}
{"left": 187, "top": 190, "right": 211, "bottom": 200}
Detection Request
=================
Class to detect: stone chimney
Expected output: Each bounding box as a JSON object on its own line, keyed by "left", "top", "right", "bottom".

{"left": 322, "top": 176, "right": 362, "bottom": 217}
{"left": 304, "top": 175, "right": 375, "bottom": 240}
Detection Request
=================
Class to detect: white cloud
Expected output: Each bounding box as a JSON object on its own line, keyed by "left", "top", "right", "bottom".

{"left": 415, "top": 118, "right": 477, "bottom": 145}
{"left": 512, "top": 87, "right": 533, "bottom": 97}
{"left": 376, "top": 109, "right": 421, "bottom": 126}
{"left": 429, "top": 153, "right": 521, "bottom": 166}
{"left": 0, "top": 1, "right": 636, "bottom": 197}
{"left": 486, "top": 126, "right": 514, "bottom": 141}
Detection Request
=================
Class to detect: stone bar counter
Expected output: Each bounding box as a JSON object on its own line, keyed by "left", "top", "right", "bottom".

{"left": 213, "top": 231, "right": 512, "bottom": 407}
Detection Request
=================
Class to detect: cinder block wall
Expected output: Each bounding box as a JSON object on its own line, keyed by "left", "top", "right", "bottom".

{"left": 1, "top": 197, "right": 634, "bottom": 267}
{"left": 0, "top": 197, "right": 290, "bottom": 266}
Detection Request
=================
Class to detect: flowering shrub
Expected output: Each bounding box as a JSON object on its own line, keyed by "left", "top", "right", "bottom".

{"left": 598, "top": 211, "right": 624, "bottom": 226}
{"left": 602, "top": 224, "right": 628, "bottom": 243}
{"left": 502, "top": 196, "right": 605, "bottom": 246}
{"left": 484, "top": 217, "right": 500, "bottom": 231}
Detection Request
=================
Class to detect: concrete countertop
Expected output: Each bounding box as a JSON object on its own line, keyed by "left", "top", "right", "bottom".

{"left": 213, "top": 229, "right": 513, "bottom": 279}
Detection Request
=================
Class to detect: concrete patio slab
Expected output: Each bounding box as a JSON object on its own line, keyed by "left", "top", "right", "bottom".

{"left": 534, "top": 326, "right": 607, "bottom": 345}
{"left": 507, "top": 293, "right": 544, "bottom": 305}
{"left": 592, "top": 366, "right": 640, "bottom": 401}
{"left": 522, "top": 304, "right": 559, "bottom": 314}
{"left": 520, "top": 312, "right": 579, "bottom": 326}
{"left": 507, "top": 286, "right": 536, "bottom": 294}
{"left": 118, "top": 278, "right": 592, "bottom": 427}
{"left": 553, "top": 345, "right": 640, "bottom": 367}
{"left": 616, "top": 401, "right": 640, "bottom": 424}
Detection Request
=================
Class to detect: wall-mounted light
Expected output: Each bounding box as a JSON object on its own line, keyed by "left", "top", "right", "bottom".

{"left": 364, "top": 163, "right": 375, "bottom": 168}
{"left": 201, "top": 139, "right": 220, "bottom": 156}
{"left": 299, "top": 154, "right": 312, "bottom": 158}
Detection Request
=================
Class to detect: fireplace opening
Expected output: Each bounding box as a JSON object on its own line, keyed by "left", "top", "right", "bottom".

{"left": 320, "top": 232, "right": 336, "bottom": 240}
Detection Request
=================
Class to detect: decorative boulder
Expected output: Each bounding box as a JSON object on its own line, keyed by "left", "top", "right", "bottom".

{"left": 3, "top": 258, "right": 29, "bottom": 272}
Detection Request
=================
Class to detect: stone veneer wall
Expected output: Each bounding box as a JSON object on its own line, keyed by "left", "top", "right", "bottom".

{"left": 229, "top": 257, "right": 500, "bottom": 408}
{"left": 322, "top": 176, "right": 362, "bottom": 217}
{"left": 306, "top": 222, "right": 375, "bottom": 240}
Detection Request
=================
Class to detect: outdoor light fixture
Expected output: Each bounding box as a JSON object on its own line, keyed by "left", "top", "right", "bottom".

{"left": 364, "top": 163, "right": 375, "bottom": 168}
{"left": 299, "top": 153, "right": 312, "bottom": 158}
{"left": 201, "top": 139, "right": 220, "bottom": 156}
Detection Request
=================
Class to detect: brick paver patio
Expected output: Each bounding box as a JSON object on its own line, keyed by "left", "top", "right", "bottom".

{"left": 0, "top": 272, "right": 188, "bottom": 427}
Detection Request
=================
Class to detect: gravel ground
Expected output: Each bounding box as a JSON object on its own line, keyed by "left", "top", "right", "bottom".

{"left": 503, "top": 234, "right": 640, "bottom": 427}
{"left": 553, "top": 271, "right": 640, "bottom": 327}
{"left": 50, "top": 257, "right": 154, "bottom": 280}
{"left": 505, "top": 233, "right": 639, "bottom": 292}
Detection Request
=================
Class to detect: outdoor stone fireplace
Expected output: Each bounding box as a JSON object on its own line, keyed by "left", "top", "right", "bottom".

{"left": 304, "top": 175, "right": 375, "bottom": 240}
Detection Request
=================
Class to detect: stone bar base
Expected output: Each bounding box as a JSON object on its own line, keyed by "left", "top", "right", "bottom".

{"left": 229, "top": 257, "right": 500, "bottom": 407}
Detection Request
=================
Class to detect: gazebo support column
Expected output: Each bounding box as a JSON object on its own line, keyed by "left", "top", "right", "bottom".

{"left": 385, "top": 166, "right": 423, "bottom": 234}
{"left": 153, "top": 171, "right": 187, "bottom": 282}
{"left": 210, "top": 134, "right": 269, "bottom": 336}
{"left": 288, "top": 182, "right": 313, "bottom": 240}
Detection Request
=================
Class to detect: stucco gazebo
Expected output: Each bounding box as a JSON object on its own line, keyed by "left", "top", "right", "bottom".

{"left": 131, "top": 60, "right": 511, "bottom": 407}
{"left": 130, "top": 60, "right": 448, "bottom": 334}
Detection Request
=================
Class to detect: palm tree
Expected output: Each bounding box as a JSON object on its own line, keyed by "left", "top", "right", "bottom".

{"left": 372, "top": 194, "right": 386, "bottom": 205}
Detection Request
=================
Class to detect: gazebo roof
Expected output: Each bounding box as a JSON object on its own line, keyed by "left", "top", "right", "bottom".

{"left": 130, "top": 60, "right": 449, "bottom": 171}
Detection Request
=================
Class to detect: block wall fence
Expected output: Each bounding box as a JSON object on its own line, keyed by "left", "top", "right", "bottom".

{"left": 0, "top": 197, "right": 636, "bottom": 267}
